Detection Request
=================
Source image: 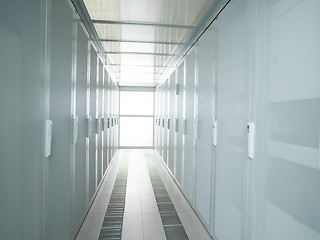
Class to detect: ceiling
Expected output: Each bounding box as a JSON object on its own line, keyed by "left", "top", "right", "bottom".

{"left": 82, "top": 0, "right": 216, "bottom": 86}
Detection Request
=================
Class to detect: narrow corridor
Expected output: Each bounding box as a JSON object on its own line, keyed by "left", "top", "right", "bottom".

{"left": 76, "top": 150, "right": 211, "bottom": 240}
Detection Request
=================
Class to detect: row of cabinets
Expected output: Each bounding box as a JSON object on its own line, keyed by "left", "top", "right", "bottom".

{"left": 154, "top": 0, "right": 320, "bottom": 240}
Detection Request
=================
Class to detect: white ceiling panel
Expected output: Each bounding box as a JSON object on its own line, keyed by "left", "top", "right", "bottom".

{"left": 84, "top": 0, "right": 214, "bottom": 26}
{"left": 102, "top": 42, "right": 181, "bottom": 55}
{"left": 120, "top": 65, "right": 155, "bottom": 74}
{"left": 83, "top": 0, "right": 217, "bottom": 86}
{"left": 120, "top": 72, "right": 155, "bottom": 83}
{"left": 95, "top": 23, "right": 192, "bottom": 43}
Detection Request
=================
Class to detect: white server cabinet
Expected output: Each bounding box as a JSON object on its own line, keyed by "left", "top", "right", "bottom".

{"left": 154, "top": 88, "right": 159, "bottom": 152}
{"left": 88, "top": 46, "right": 97, "bottom": 201}
{"left": 183, "top": 48, "right": 197, "bottom": 204}
{"left": 46, "top": 1, "right": 74, "bottom": 239}
{"left": 252, "top": 0, "right": 320, "bottom": 240}
{"left": 176, "top": 62, "right": 185, "bottom": 185}
{"left": 97, "top": 60, "right": 103, "bottom": 185}
{"left": 194, "top": 26, "right": 215, "bottom": 228}
{"left": 159, "top": 85, "right": 164, "bottom": 157}
{"left": 214, "top": 1, "right": 250, "bottom": 240}
{"left": 163, "top": 81, "right": 169, "bottom": 164}
{"left": 169, "top": 74, "right": 176, "bottom": 174}
{"left": 103, "top": 71, "right": 109, "bottom": 173}
{"left": 74, "top": 21, "right": 89, "bottom": 234}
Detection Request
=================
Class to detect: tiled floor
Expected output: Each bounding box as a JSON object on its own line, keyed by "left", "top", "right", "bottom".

{"left": 76, "top": 149, "right": 212, "bottom": 240}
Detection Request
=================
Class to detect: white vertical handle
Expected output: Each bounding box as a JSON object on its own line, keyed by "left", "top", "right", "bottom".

{"left": 247, "top": 122, "right": 255, "bottom": 159}
{"left": 194, "top": 120, "right": 198, "bottom": 140}
{"left": 213, "top": 118, "right": 218, "bottom": 146}
{"left": 72, "top": 115, "right": 79, "bottom": 144}
{"left": 45, "top": 120, "right": 53, "bottom": 158}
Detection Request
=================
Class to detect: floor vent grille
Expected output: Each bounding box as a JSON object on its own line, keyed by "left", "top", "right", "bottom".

{"left": 98, "top": 158, "right": 129, "bottom": 240}
{"left": 145, "top": 159, "right": 189, "bottom": 240}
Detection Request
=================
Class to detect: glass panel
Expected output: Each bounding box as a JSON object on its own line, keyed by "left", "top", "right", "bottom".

{"left": 120, "top": 117, "right": 153, "bottom": 146}
{"left": 120, "top": 91, "right": 154, "bottom": 115}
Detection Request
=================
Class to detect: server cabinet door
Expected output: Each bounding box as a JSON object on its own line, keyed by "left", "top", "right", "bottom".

{"left": 163, "top": 81, "right": 168, "bottom": 165}
{"left": 103, "top": 71, "right": 109, "bottom": 173}
{"left": 194, "top": 26, "right": 214, "bottom": 228}
{"left": 97, "top": 60, "right": 103, "bottom": 185}
{"left": 46, "top": 1, "right": 74, "bottom": 239}
{"left": 176, "top": 62, "right": 185, "bottom": 185}
{"left": 169, "top": 74, "right": 176, "bottom": 174}
{"left": 214, "top": 1, "right": 249, "bottom": 240}
{"left": 73, "top": 22, "right": 89, "bottom": 234}
{"left": 252, "top": 1, "right": 320, "bottom": 240}
{"left": 159, "top": 85, "right": 164, "bottom": 157}
{"left": 89, "top": 47, "right": 97, "bottom": 201}
{"left": 183, "top": 48, "right": 196, "bottom": 203}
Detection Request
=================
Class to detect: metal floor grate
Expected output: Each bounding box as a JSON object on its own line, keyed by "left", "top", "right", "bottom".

{"left": 98, "top": 158, "right": 129, "bottom": 240}
{"left": 164, "top": 225, "right": 189, "bottom": 240}
{"left": 145, "top": 159, "right": 189, "bottom": 240}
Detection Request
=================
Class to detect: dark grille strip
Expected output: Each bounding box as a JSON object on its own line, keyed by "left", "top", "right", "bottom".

{"left": 98, "top": 158, "right": 129, "bottom": 240}
{"left": 145, "top": 158, "right": 189, "bottom": 240}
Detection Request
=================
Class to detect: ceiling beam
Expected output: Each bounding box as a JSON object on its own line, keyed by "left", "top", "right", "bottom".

{"left": 105, "top": 52, "right": 177, "bottom": 57}
{"left": 92, "top": 20, "right": 196, "bottom": 29}
{"left": 101, "top": 39, "right": 185, "bottom": 45}
{"left": 114, "top": 72, "right": 161, "bottom": 75}
{"left": 109, "top": 64, "right": 176, "bottom": 68}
